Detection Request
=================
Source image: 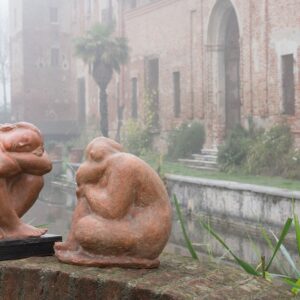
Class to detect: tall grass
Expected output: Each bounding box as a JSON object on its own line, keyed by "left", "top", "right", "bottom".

{"left": 173, "top": 194, "right": 300, "bottom": 294}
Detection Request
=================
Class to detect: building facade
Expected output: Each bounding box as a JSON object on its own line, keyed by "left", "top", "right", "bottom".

{"left": 9, "top": 0, "right": 78, "bottom": 139}
{"left": 118, "top": 0, "right": 300, "bottom": 149}
{"left": 10, "top": 0, "right": 300, "bottom": 148}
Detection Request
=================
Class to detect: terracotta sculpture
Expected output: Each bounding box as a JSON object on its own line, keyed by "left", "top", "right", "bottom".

{"left": 0, "top": 122, "right": 52, "bottom": 240}
{"left": 55, "top": 137, "right": 172, "bottom": 268}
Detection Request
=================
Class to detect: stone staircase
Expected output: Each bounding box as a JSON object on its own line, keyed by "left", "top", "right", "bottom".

{"left": 178, "top": 148, "right": 219, "bottom": 171}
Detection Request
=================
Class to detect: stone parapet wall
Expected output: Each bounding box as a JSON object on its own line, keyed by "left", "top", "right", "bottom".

{"left": 0, "top": 254, "right": 291, "bottom": 299}
{"left": 166, "top": 174, "right": 300, "bottom": 227}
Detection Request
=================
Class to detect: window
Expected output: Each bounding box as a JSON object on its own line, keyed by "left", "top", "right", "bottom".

{"left": 131, "top": 78, "right": 138, "bottom": 118}
{"left": 146, "top": 57, "right": 160, "bottom": 128}
{"left": 51, "top": 48, "right": 59, "bottom": 67}
{"left": 85, "top": 0, "right": 92, "bottom": 17}
{"left": 50, "top": 7, "right": 58, "bottom": 23}
{"left": 101, "top": 0, "right": 112, "bottom": 25}
{"left": 14, "top": 9, "right": 17, "bottom": 29}
{"left": 72, "top": 0, "right": 78, "bottom": 22}
{"left": 130, "top": 0, "right": 137, "bottom": 9}
{"left": 173, "top": 72, "right": 181, "bottom": 117}
{"left": 282, "top": 54, "right": 295, "bottom": 115}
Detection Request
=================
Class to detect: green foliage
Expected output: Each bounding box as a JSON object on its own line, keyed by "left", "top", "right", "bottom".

{"left": 75, "top": 23, "right": 129, "bottom": 78}
{"left": 121, "top": 119, "right": 151, "bottom": 156}
{"left": 246, "top": 125, "right": 293, "bottom": 176}
{"left": 174, "top": 193, "right": 300, "bottom": 294}
{"left": 75, "top": 23, "right": 129, "bottom": 136}
{"left": 265, "top": 218, "right": 293, "bottom": 271}
{"left": 199, "top": 217, "right": 260, "bottom": 276}
{"left": 218, "top": 124, "right": 300, "bottom": 179}
{"left": 143, "top": 90, "right": 160, "bottom": 131}
{"left": 173, "top": 195, "right": 199, "bottom": 260}
{"left": 218, "top": 125, "right": 260, "bottom": 172}
{"left": 282, "top": 148, "right": 300, "bottom": 179}
{"left": 167, "top": 121, "right": 205, "bottom": 160}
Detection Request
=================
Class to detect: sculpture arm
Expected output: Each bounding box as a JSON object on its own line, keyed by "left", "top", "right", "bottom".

{"left": 8, "top": 151, "right": 52, "bottom": 175}
{"left": 84, "top": 168, "right": 135, "bottom": 220}
{"left": 0, "top": 152, "right": 22, "bottom": 177}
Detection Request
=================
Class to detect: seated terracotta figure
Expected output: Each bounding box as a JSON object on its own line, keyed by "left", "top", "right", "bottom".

{"left": 0, "top": 122, "right": 52, "bottom": 240}
{"left": 55, "top": 137, "right": 172, "bottom": 268}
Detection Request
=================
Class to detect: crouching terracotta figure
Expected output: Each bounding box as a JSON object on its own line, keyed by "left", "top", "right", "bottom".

{"left": 0, "top": 122, "right": 52, "bottom": 240}
{"left": 55, "top": 137, "right": 172, "bottom": 268}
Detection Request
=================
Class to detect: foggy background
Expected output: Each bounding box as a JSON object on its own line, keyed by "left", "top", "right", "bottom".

{"left": 1, "top": 0, "right": 300, "bottom": 277}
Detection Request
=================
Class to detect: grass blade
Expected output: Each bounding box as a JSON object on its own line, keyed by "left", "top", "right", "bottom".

{"left": 247, "top": 232, "right": 261, "bottom": 259}
{"left": 259, "top": 224, "right": 275, "bottom": 250}
{"left": 260, "top": 224, "right": 288, "bottom": 275}
{"left": 294, "top": 214, "right": 300, "bottom": 257}
{"left": 266, "top": 218, "right": 292, "bottom": 271}
{"left": 199, "top": 219, "right": 259, "bottom": 276}
{"left": 173, "top": 195, "right": 198, "bottom": 260}
{"left": 270, "top": 230, "right": 300, "bottom": 277}
{"left": 284, "top": 278, "right": 300, "bottom": 295}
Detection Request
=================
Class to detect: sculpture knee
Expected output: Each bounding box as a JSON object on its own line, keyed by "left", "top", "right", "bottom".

{"left": 74, "top": 216, "right": 136, "bottom": 255}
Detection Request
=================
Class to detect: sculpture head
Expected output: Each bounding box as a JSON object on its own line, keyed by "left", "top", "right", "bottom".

{"left": 85, "top": 137, "right": 123, "bottom": 162}
{"left": 0, "top": 122, "right": 44, "bottom": 155}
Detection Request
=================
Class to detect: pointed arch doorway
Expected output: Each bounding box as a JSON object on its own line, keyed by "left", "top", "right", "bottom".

{"left": 207, "top": 0, "right": 241, "bottom": 142}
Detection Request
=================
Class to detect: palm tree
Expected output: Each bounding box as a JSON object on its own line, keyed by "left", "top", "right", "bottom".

{"left": 75, "top": 23, "right": 129, "bottom": 137}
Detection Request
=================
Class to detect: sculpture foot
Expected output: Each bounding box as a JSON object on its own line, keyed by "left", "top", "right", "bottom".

{"left": 54, "top": 240, "right": 78, "bottom": 252}
{"left": 55, "top": 247, "right": 160, "bottom": 269}
{"left": 0, "top": 223, "right": 47, "bottom": 240}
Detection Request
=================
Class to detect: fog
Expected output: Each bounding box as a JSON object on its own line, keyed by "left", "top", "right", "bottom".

{"left": 1, "top": 0, "right": 300, "bottom": 269}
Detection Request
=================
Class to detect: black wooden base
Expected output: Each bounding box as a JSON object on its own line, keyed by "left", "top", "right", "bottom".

{"left": 0, "top": 234, "right": 62, "bottom": 261}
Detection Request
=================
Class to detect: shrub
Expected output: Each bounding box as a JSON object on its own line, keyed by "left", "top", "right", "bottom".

{"left": 218, "top": 125, "right": 256, "bottom": 172}
{"left": 218, "top": 123, "right": 300, "bottom": 179}
{"left": 246, "top": 125, "right": 293, "bottom": 176}
{"left": 121, "top": 119, "right": 151, "bottom": 156}
{"left": 283, "top": 148, "right": 300, "bottom": 179}
{"left": 167, "top": 121, "right": 205, "bottom": 160}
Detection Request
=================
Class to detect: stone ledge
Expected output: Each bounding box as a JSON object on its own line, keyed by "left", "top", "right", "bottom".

{"left": 165, "top": 174, "right": 300, "bottom": 199}
{"left": 0, "top": 254, "right": 291, "bottom": 299}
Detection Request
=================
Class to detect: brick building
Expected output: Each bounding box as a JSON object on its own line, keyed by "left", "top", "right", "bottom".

{"left": 10, "top": 0, "right": 300, "bottom": 148}
{"left": 9, "top": 0, "right": 78, "bottom": 139}
{"left": 118, "top": 0, "right": 300, "bottom": 149}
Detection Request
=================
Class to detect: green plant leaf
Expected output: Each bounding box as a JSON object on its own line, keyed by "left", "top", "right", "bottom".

{"left": 198, "top": 219, "right": 259, "bottom": 276}
{"left": 260, "top": 224, "right": 288, "bottom": 275}
{"left": 294, "top": 214, "right": 300, "bottom": 257}
{"left": 266, "top": 218, "right": 292, "bottom": 271}
{"left": 173, "top": 195, "right": 198, "bottom": 260}
{"left": 259, "top": 224, "right": 275, "bottom": 251}
{"left": 270, "top": 230, "right": 300, "bottom": 277}
{"left": 284, "top": 278, "right": 300, "bottom": 295}
{"left": 247, "top": 232, "right": 261, "bottom": 259}
{"left": 292, "top": 278, "right": 300, "bottom": 295}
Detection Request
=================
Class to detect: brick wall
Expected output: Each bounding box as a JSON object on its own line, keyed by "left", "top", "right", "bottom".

{"left": 114, "top": 0, "right": 300, "bottom": 149}
{"left": 9, "top": 0, "right": 77, "bottom": 137}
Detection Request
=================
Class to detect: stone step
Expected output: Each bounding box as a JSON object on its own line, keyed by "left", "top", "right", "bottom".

{"left": 192, "top": 154, "right": 218, "bottom": 162}
{"left": 201, "top": 149, "right": 218, "bottom": 156}
{"left": 178, "top": 158, "right": 218, "bottom": 168}
{"left": 187, "top": 165, "right": 219, "bottom": 171}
